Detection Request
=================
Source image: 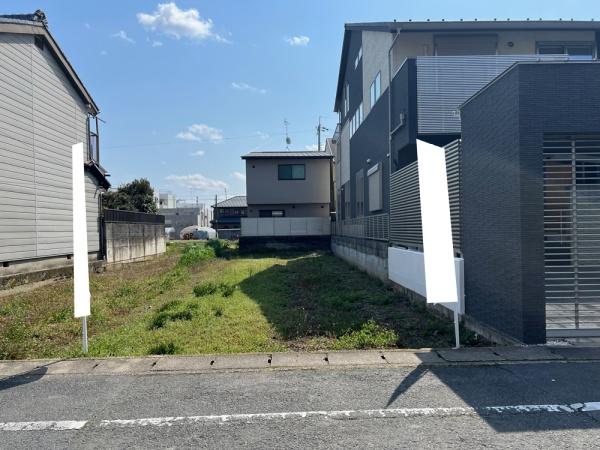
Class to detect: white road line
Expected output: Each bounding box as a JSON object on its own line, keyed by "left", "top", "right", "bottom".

{"left": 0, "top": 421, "right": 86, "bottom": 431}
{"left": 98, "top": 402, "right": 600, "bottom": 428}
{"left": 2, "top": 402, "right": 599, "bottom": 431}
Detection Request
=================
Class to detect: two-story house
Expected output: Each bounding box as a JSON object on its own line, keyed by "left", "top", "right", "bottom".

{"left": 332, "top": 20, "right": 600, "bottom": 344}
{"left": 240, "top": 151, "right": 332, "bottom": 248}
{"left": 0, "top": 11, "right": 110, "bottom": 279}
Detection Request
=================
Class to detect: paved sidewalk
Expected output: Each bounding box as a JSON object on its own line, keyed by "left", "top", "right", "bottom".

{"left": 2, "top": 345, "right": 600, "bottom": 377}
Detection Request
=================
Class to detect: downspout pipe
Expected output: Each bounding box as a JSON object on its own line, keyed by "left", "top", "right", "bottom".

{"left": 387, "top": 28, "right": 401, "bottom": 244}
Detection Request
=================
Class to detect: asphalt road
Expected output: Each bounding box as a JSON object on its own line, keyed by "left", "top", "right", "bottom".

{"left": 2, "top": 361, "right": 600, "bottom": 449}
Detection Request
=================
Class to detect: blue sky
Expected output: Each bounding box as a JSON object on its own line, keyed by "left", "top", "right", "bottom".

{"left": 3, "top": 0, "right": 598, "bottom": 203}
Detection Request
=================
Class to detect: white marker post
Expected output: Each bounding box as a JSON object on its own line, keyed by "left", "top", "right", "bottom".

{"left": 72, "top": 143, "right": 91, "bottom": 353}
{"left": 416, "top": 140, "right": 461, "bottom": 348}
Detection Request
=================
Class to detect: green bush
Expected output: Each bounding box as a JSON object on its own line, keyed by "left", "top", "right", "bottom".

{"left": 148, "top": 341, "right": 180, "bottom": 355}
{"left": 334, "top": 320, "right": 398, "bottom": 350}
{"left": 178, "top": 244, "right": 215, "bottom": 267}
{"left": 157, "top": 300, "right": 182, "bottom": 313}
{"left": 207, "top": 239, "right": 230, "bottom": 257}
{"left": 193, "top": 282, "right": 218, "bottom": 297}
{"left": 219, "top": 283, "right": 236, "bottom": 297}
{"left": 149, "top": 309, "right": 193, "bottom": 330}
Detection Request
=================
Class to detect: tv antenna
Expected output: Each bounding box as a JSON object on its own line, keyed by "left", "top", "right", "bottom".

{"left": 284, "top": 119, "right": 291, "bottom": 150}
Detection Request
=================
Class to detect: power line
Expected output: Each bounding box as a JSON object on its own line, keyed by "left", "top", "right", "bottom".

{"left": 102, "top": 128, "right": 319, "bottom": 150}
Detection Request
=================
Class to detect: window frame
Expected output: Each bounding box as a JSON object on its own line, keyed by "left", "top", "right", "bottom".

{"left": 278, "top": 164, "right": 306, "bottom": 180}
{"left": 370, "top": 71, "right": 381, "bottom": 108}
{"left": 537, "top": 41, "right": 595, "bottom": 59}
{"left": 354, "top": 47, "right": 362, "bottom": 69}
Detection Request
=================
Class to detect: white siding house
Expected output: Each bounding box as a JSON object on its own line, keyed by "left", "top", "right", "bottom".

{"left": 0, "top": 11, "right": 110, "bottom": 274}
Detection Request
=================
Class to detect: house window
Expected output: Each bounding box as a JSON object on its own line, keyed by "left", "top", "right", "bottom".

{"left": 538, "top": 42, "right": 594, "bottom": 59}
{"left": 350, "top": 102, "right": 364, "bottom": 138}
{"left": 354, "top": 47, "right": 362, "bottom": 69}
{"left": 368, "top": 162, "right": 383, "bottom": 212}
{"left": 87, "top": 116, "right": 100, "bottom": 163}
{"left": 344, "top": 83, "right": 350, "bottom": 116}
{"left": 259, "top": 210, "right": 285, "bottom": 217}
{"left": 370, "top": 72, "right": 381, "bottom": 108}
{"left": 355, "top": 169, "right": 364, "bottom": 217}
{"left": 343, "top": 181, "right": 351, "bottom": 219}
{"left": 278, "top": 164, "right": 305, "bottom": 180}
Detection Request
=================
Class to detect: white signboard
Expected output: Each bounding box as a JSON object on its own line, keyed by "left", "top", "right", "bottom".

{"left": 72, "top": 143, "right": 90, "bottom": 318}
{"left": 416, "top": 139, "right": 459, "bottom": 305}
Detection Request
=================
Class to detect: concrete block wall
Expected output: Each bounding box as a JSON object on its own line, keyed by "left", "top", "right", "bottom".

{"left": 331, "top": 235, "right": 388, "bottom": 282}
{"left": 105, "top": 222, "right": 166, "bottom": 264}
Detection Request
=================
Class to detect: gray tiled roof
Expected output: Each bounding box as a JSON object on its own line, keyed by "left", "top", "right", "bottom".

{"left": 215, "top": 195, "right": 247, "bottom": 208}
{"left": 0, "top": 11, "right": 47, "bottom": 26}
{"left": 241, "top": 151, "right": 332, "bottom": 159}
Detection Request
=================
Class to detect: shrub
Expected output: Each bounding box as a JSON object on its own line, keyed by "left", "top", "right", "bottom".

{"left": 150, "top": 311, "right": 171, "bottom": 329}
{"left": 214, "top": 306, "right": 224, "bottom": 317}
{"left": 157, "top": 300, "right": 182, "bottom": 313}
{"left": 178, "top": 244, "right": 215, "bottom": 267}
{"left": 148, "top": 341, "right": 180, "bottom": 355}
{"left": 207, "top": 239, "right": 230, "bottom": 257}
{"left": 334, "top": 320, "right": 398, "bottom": 350}
{"left": 219, "top": 283, "right": 236, "bottom": 297}
{"left": 193, "top": 282, "right": 218, "bottom": 297}
{"left": 149, "top": 309, "right": 193, "bottom": 330}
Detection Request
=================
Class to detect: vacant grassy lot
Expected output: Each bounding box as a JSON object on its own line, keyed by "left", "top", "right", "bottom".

{"left": 0, "top": 242, "right": 483, "bottom": 359}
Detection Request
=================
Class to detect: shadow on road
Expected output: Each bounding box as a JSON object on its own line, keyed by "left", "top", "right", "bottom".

{"left": 0, "top": 365, "right": 48, "bottom": 392}
{"left": 385, "top": 359, "right": 600, "bottom": 432}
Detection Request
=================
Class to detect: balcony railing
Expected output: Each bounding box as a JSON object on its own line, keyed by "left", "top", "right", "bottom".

{"left": 332, "top": 213, "right": 389, "bottom": 241}
{"left": 393, "top": 54, "right": 569, "bottom": 136}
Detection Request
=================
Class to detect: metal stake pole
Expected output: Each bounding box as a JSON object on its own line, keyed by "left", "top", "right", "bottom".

{"left": 453, "top": 308, "right": 460, "bottom": 349}
{"left": 82, "top": 316, "right": 89, "bottom": 354}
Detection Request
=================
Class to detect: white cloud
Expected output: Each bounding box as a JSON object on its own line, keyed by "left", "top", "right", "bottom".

{"left": 190, "top": 150, "right": 205, "bottom": 157}
{"left": 152, "top": 40, "right": 164, "bottom": 47}
{"left": 231, "top": 82, "right": 266, "bottom": 94}
{"left": 305, "top": 144, "right": 321, "bottom": 151}
{"left": 231, "top": 171, "right": 246, "bottom": 181}
{"left": 111, "top": 30, "right": 135, "bottom": 44}
{"left": 166, "top": 174, "right": 227, "bottom": 191}
{"left": 137, "top": 2, "right": 227, "bottom": 42}
{"left": 176, "top": 124, "right": 223, "bottom": 143}
{"left": 286, "top": 35, "right": 309, "bottom": 46}
{"left": 254, "top": 131, "right": 269, "bottom": 140}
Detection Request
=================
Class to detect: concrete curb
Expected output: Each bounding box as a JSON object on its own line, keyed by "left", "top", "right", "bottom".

{"left": 1, "top": 346, "right": 599, "bottom": 377}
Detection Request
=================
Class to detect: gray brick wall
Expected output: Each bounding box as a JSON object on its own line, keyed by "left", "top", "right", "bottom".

{"left": 461, "top": 62, "right": 600, "bottom": 344}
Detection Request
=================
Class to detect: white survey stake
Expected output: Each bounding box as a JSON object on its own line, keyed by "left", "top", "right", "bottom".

{"left": 72, "top": 143, "right": 90, "bottom": 318}
{"left": 416, "top": 139, "right": 459, "bottom": 305}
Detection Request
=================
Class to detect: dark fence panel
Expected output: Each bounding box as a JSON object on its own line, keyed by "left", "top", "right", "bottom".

{"left": 104, "top": 209, "right": 165, "bottom": 224}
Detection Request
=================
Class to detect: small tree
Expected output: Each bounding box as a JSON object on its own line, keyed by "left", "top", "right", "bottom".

{"left": 103, "top": 178, "right": 158, "bottom": 213}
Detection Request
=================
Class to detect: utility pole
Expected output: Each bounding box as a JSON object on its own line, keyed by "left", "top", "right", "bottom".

{"left": 316, "top": 116, "right": 329, "bottom": 152}
{"left": 214, "top": 194, "right": 218, "bottom": 238}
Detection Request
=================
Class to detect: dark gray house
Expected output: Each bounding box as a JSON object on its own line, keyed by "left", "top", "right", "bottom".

{"left": 0, "top": 11, "right": 110, "bottom": 278}
{"left": 211, "top": 195, "right": 248, "bottom": 230}
{"left": 332, "top": 20, "right": 600, "bottom": 343}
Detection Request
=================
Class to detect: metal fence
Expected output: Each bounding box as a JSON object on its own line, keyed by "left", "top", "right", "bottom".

{"left": 332, "top": 213, "right": 389, "bottom": 241}
{"left": 389, "top": 139, "right": 462, "bottom": 251}
{"left": 104, "top": 209, "right": 165, "bottom": 224}
{"left": 242, "top": 217, "right": 331, "bottom": 237}
{"left": 415, "top": 54, "right": 569, "bottom": 134}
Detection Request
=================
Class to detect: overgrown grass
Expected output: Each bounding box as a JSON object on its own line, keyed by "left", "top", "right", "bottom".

{"left": 0, "top": 243, "right": 484, "bottom": 359}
